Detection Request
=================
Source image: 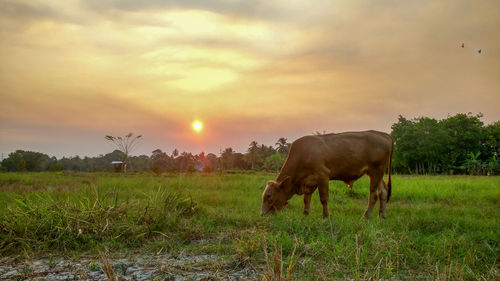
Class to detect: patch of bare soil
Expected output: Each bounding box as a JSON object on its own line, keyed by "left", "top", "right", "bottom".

{"left": 0, "top": 253, "right": 259, "bottom": 280}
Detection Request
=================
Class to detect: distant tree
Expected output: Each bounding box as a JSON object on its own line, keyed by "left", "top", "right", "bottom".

{"left": 82, "top": 156, "right": 94, "bottom": 172}
{"left": 177, "top": 152, "right": 195, "bottom": 172}
{"left": 233, "top": 153, "right": 250, "bottom": 169}
{"left": 1, "top": 151, "right": 26, "bottom": 172}
{"left": 220, "top": 148, "right": 234, "bottom": 170}
{"left": 392, "top": 116, "right": 451, "bottom": 174}
{"left": 187, "top": 164, "right": 197, "bottom": 173}
{"left": 150, "top": 149, "right": 169, "bottom": 175}
{"left": 128, "top": 155, "right": 150, "bottom": 172}
{"left": 196, "top": 152, "right": 205, "bottom": 171}
{"left": 58, "top": 155, "right": 84, "bottom": 171}
{"left": 258, "top": 144, "right": 276, "bottom": 160}
{"left": 197, "top": 152, "right": 217, "bottom": 172}
{"left": 275, "top": 137, "right": 291, "bottom": 155}
{"left": 17, "top": 158, "right": 26, "bottom": 171}
{"left": 413, "top": 117, "right": 449, "bottom": 174}
{"left": 172, "top": 149, "right": 179, "bottom": 158}
{"left": 477, "top": 121, "right": 500, "bottom": 175}
{"left": 205, "top": 153, "right": 219, "bottom": 171}
{"left": 264, "top": 153, "right": 286, "bottom": 173}
{"left": 463, "top": 152, "right": 483, "bottom": 175}
{"left": 0, "top": 150, "right": 52, "bottom": 172}
{"left": 49, "top": 163, "right": 62, "bottom": 172}
{"left": 247, "top": 141, "right": 261, "bottom": 170}
{"left": 481, "top": 121, "right": 500, "bottom": 160}
{"left": 391, "top": 113, "right": 495, "bottom": 175}
{"left": 197, "top": 152, "right": 205, "bottom": 163}
{"left": 441, "top": 113, "right": 483, "bottom": 173}
{"left": 105, "top": 133, "right": 142, "bottom": 172}
{"left": 391, "top": 115, "right": 416, "bottom": 173}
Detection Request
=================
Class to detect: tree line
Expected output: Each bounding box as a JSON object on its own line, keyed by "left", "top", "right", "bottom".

{"left": 1, "top": 113, "right": 498, "bottom": 175}
{"left": 391, "top": 113, "right": 499, "bottom": 175}
{"left": 0, "top": 138, "right": 291, "bottom": 174}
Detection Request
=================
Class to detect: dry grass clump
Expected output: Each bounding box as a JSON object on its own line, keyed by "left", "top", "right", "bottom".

{"left": 263, "top": 240, "right": 298, "bottom": 281}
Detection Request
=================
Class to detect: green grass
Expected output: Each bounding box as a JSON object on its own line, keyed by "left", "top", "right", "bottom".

{"left": 0, "top": 172, "right": 499, "bottom": 280}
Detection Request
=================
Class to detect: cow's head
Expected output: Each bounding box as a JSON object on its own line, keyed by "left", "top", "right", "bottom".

{"left": 261, "top": 176, "right": 291, "bottom": 215}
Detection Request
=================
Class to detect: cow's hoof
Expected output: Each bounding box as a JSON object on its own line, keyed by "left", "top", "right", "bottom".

{"left": 303, "top": 211, "right": 309, "bottom": 216}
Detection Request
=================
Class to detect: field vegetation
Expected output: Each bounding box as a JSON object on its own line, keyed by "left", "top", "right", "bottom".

{"left": 1, "top": 172, "right": 498, "bottom": 280}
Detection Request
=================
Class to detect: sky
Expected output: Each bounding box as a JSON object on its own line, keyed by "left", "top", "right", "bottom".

{"left": 1, "top": 0, "right": 499, "bottom": 158}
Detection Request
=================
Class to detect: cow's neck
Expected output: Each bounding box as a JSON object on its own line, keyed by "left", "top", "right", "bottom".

{"left": 276, "top": 163, "right": 296, "bottom": 198}
{"left": 276, "top": 164, "right": 293, "bottom": 183}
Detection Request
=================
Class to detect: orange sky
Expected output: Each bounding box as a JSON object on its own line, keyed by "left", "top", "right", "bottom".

{"left": 1, "top": 0, "right": 499, "bottom": 157}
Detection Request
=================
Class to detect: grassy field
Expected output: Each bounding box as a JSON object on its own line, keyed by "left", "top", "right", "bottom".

{"left": 0, "top": 172, "right": 499, "bottom": 280}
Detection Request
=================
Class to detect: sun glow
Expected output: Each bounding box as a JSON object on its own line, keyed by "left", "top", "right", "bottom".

{"left": 192, "top": 120, "right": 203, "bottom": 133}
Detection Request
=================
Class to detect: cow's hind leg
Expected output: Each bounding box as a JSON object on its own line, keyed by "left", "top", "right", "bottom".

{"left": 363, "top": 171, "right": 383, "bottom": 219}
{"left": 318, "top": 177, "right": 330, "bottom": 218}
{"left": 378, "top": 181, "right": 388, "bottom": 219}
{"left": 303, "top": 193, "right": 312, "bottom": 215}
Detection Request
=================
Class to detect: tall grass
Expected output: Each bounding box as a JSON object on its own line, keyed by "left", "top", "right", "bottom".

{"left": 0, "top": 172, "right": 498, "bottom": 280}
{"left": 0, "top": 174, "right": 198, "bottom": 252}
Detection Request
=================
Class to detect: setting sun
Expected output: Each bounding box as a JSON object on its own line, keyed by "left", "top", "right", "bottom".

{"left": 192, "top": 120, "right": 203, "bottom": 133}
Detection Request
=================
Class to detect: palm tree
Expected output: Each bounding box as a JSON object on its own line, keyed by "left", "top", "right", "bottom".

{"left": 172, "top": 148, "right": 179, "bottom": 158}
{"left": 105, "top": 132, "right": 142, "bottom": 172}
{"left": 247, "top": 141, "right": 259, "bottom": 169}
{"left": 275, "top": 137, "right": 290, "bottom": 155}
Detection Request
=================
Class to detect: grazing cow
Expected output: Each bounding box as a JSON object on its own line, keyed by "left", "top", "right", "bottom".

{"left": 261, "top": 130, "right": 393, "bottom": 219}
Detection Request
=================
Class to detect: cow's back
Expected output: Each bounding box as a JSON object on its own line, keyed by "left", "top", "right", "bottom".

{"left": 285, "top": 131, "right": 392, "bottom": 181}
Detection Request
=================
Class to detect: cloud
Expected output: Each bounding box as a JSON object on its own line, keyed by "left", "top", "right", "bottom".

{"left": 0, "top": 1, "right": 59, "bottom": 21}
{"left": 83, "top": 0, "right": 314, "bottom": 23}
{"left": 1, "top": 0, "right": 499, "bottom": 157}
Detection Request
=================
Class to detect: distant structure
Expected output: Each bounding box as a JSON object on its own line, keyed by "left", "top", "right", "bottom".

{"left": 111, "top": 161, "right": 126, "bottom": 172}
{"left": 105, "top": 133, "right": 142, "bottom": 173}
{"left": 461, "top": 43, "right": 464, "bottom": 48}
{"left": 478, "top": 49, "right": 482, "bottom": 54}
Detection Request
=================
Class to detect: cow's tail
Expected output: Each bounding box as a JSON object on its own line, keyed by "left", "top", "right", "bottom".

{"left": 386, "top": 138, "right": 393, "bottom": 202}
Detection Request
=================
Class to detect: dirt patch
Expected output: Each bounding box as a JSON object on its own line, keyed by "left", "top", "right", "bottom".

{"left": 0, "top": 254, "right": 260, "bottom": 280}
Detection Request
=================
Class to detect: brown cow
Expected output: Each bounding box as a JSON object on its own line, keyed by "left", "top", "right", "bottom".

{"left": 261, "top": 130, "right": 393, "bottom": 219}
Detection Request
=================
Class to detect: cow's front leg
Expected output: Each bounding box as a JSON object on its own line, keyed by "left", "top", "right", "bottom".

{"left": 303, "top": 193, "right": 312, "bottom": 215}
{"left": 318, "top": 178, "right": 330, "bottom": 218}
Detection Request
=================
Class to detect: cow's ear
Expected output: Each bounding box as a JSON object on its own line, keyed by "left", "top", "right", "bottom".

{"left": 278, "top": 176, "right": 291, "bottom": 188}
